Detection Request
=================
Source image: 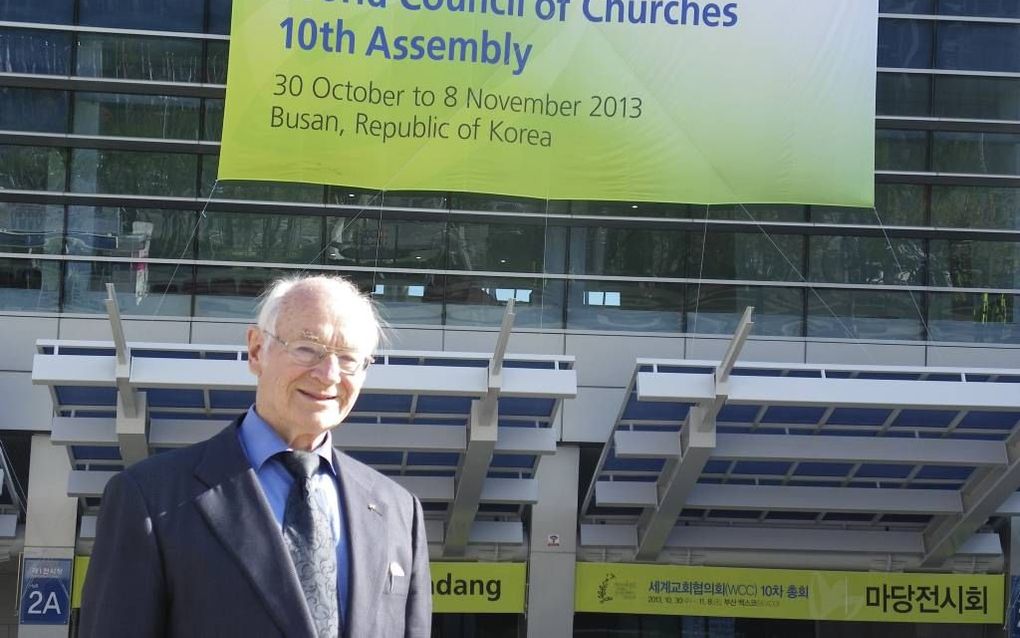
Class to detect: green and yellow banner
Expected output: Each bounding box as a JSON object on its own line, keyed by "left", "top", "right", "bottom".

{"left": 431, "top": 562, "right": 526, "bottom": 613}
{"left": 575, "top": 563, "right": 1003, "bottom": 624}
{"left": 219, "top": 0, "right": 877, "bottom": 205}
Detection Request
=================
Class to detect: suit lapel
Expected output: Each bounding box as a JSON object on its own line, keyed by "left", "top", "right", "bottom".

{"left": 335, "top": 450, "right": 388, "bottom": 637}
{"left": 193, "top": 421, "right": 317, "bottom": 638}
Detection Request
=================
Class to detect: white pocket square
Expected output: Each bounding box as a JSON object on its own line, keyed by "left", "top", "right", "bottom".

{"left": 389, "top": 561, "right": 405, "bottom": 578}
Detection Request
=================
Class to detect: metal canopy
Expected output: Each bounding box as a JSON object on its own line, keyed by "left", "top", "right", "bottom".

{"left": 580, "top": 352, "right": 1020, "bottom": 571}
{"left": 33, "top": 300, "right": 576, "bottom": 557}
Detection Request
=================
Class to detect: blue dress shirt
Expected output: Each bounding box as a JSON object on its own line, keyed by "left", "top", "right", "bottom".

{"left": 237, "top": 407, "right": 350, "bottom": 626}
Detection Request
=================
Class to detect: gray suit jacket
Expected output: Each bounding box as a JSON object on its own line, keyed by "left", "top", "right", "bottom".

{"left": 79, "top": 418, "right": 431, "bottom": 638}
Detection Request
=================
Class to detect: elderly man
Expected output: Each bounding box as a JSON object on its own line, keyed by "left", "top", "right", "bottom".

{"left": 80, "top": 275, "right": 431, "bottom": 638}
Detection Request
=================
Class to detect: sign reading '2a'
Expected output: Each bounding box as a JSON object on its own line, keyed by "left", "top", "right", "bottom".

{"left": 20, "top": 558, "right": 72, "bottom": 625}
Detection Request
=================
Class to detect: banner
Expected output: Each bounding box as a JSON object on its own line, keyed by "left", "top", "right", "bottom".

{"left": 73, "top": 557, "right": 524, "bottom": 614}
{"left": 575, "top": 563, "right": 1003, "bottom": 624}
{"left": 219, "top": 0, "right": 876, "bottom": 206}
{"left": 431, "top": 562, "right": 526, "bottom": 613}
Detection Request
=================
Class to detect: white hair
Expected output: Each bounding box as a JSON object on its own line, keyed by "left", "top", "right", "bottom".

{"left": 255, "top": 274, "right": 385, "bottom": 353}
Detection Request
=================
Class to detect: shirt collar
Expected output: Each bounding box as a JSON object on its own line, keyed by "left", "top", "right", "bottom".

{"left": 239, "top": 406, "right": 336, "bottom": 474}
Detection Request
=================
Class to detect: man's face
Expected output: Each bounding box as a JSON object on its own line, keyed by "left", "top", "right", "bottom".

{"left": 246, "top": 288, "right": 370, "bottom": 448}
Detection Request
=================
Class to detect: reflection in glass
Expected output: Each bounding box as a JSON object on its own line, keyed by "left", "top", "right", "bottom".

{"left": 77, "top": 33, "right": 202, "bottom": 82}
{"left": 934, "top": 76, "right": 1020, "bottom": 121}
{"left": 451, "top": 193, "right": 567, "bottom": 214}
{"left": 72, "top": 149, "right": 197, "bottom": 197}
{"left": 878, "top": 0, "right": 933, "bottom": 13}
{"left": 571, "top": 201, "right": 689, "bottom": 218}
{"left": 203, "top": 99, "right": 224, "bottom": 141}
{"left": 0, "top": 257, "right": 60, "bottom": 311}
{"left": 79, "top": 0, "right": 203, "bottom": 32}
{"left": 449, "top": 221, "right": 563, "bottom": 273}
{"left": 0, "top": 145, "right": 66, "bottom": 191}
{"left": 348, "top": 271, "right": 443, "bottom": 325}
{"left": 0, "top": 203, "right": 63, "bottom": 255}
{"left": 877, "top": 19, "right": 932, "bottom": 68}
{"left": 932, "top": 132, "right": 1020, "bottom": 175}
{"left": 808, "top": 290, "right": 923, "bottom": 340}
{"left": 326, "top": 217, "right": 446, "bottom": 269}
{"left": 876, "top": 129, "right": 928, "bottom": 171}
{"left": 936, "top": 22, "right": 1020, "bottom": 73}
{"left": 0, "top": 87, "right": 68, "bottom": 134}
{"left": 692, "top": 232, "right": 802, "bottom": 282}
{"left": 194, "top": 266, "right": 275, "bottom": 318}
{"left": 931, "top": 185, "right": 1020, "bottom": 230}
{"left": 571, "top": 226, "right": 684, "bottom": 277}
{"left": 688, "top": 285, "right": 802, "bottom": 336}
{"left": 930, "top": 240, "right": 1020, "bottom": 289}
{"left": 199, "top": 212, "right": 322, "bottom": 264}
{"left": 74, "top": 93, "right": 200, "bottom": 140}
{"left": 0, "top": 0, "right": 73, "bottom": 22}
{"left": 208, "top": 0, "right": 233, "bottom": 34}
{"left": 809, "top": 236, "right": 924, "bottom": 285}
{"left": 206, "top": 41, "right": 229, "bottom": 84}
{"left": 568, "top": 280, "right": 683, "bottom": 332}
{"left": 876, "top": 73, "right": 930, "bottom": 116}
{"left": 0, "top": 29, "right": 71, "bottom": 75}
{"left": 705, "top": 204, "right": 805, "bottom": 223}
{"left": 63, "top": 262, "right": 191, "bottom": 316}
{"left": 67, "top": 207, "right": 196, "bottom": 259}
{"left": 446, "top": 276, "right": 563, "bottom": 328}
{"left": 328, "top": 187, "right": 446, "bottom": 209}
{"left": 938, "top": 0, "right": 1020, "bottom": 18}
{"left": 929, "top": 292, "right": 1018, "bottom": 343}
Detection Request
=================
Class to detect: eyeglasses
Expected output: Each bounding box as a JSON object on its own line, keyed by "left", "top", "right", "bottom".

{"left": 263, "top": 331, "right": 373, "bottom": 374}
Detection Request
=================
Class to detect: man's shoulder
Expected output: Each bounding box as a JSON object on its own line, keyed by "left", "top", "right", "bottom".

{"left": 118, "top": 424, "right": 233, "bottom": 493}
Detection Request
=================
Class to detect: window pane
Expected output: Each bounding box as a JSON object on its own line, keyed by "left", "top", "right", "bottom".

{"left": 936, "top": 22, "right": 1020, "bottom": 73}
{"left": 937, "top": 0, "right": 1020, "bottom": 19}
{"left": 194, "top": 266, "right": 274, "bottom": 318}
{"left": 811, "top": 184, "right": 927, "bottom": 226}
{"left": 808, "top": 290, "right": 924, "bottom": 340}
{"left": 203, "top": 99, "right": 224, "bottom": 141}
{"left": 931, "top": 185, "right": 1020, "bottom": 230}
{"left": 0, "top": 257, "right": 60, "bottom": 311}
{"left": 876, "top": 73, "right": 930, "bottom": 116}
{"left": 0, "top": 87, "right": 68, "bottom": 133}
{"left": 446, "top": 276, "right": 562, "bottom": 328}
{"left": 930, "top": 240, "right": 1020, "bottom": 289}
{"left": 929, "top": 292, "right": 1018, "bottom": 343}
{"left": 705, "top": 204, "right": 805, "bottom": 223}
{"left": 934, "top": 76, "right": 1020, "bottom": 121}
{"left": 688, "top": 285, "right": 802, "bottom": 336}
{"left": 67, "top": 207, "right": 196, "bottom": 259}
{"left": 570, "top": 201, "right": 690, "bottom": 218}
{"left": 79, "top": 0, "right": 203, "bottom": 32}
{"left": 73, "top": 93, "right": 200, "bottom": 139}
{"left": 209, "top": 0, "right": 232, "bottom": 34}
{"left": 568, "top": 280, "right": 682, "bottom": 332}
{"left": 877, "top": 19, "right": 932, "bottom": 68}
{"left": 0, "top": 29, "right": 71, "bottom": 75}
{"left": 201, "top": 156, "right": 322, "bottom": 202}
{"left": 932, "top": 132, "right": 1020, "bottom": 175}
{"left": 0, "top": 203, "right": 63, "bottom": 255}
{"left": 448, "top": 221, "right": 562, "bottom": 273}
{"left": 64, "top": 262, "right": 191, "bottom": 315}
{"left": 879, "top": 0, "right": 933, "bottom": 12}
{"left": 327, "top": 187, "right": 446, "bottom": 209}
{"left": 451, "top": 193, "right": 568, "bottom": 214}
{"left": 77, "top": 33, "right": 202, "bottom": 82}
{"left": 72, "top": 149, "right": 197, "bottom": 197}
{"left": 199, "top": 212, "right": 322, "bottom": 264}
{"left": 348, "top": 271, "right": 443, "bottom": 325}
{"left": 876, "top": 129, "right": 928, "bottom": 171}
{"left": 206, "top": 41, "right": 228, "bottom": 84}
{"left": 0, "top": 145, "right": 66, "bottom": 191}
{"left": 691, "top": 232, "right": 803, "bottom": 282}
{"left": 809, "top": 236, "right": 925, "bottom": 285}
{"left": 570, "top": 226, "right": 684, "bottom": 277}
{"left": 324, "top": 217, "right": 446, "bottom": 269}
{"left": 0, "top": 0, "right": 73, "bottom": 22}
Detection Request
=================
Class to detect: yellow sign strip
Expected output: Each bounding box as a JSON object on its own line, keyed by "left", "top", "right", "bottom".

{"left": 575, "top": 563, "right": 1003, "bottom": 624}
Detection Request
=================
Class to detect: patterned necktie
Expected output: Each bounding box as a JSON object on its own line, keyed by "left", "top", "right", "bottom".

{"left": 278, "top": 451, "right": 339, "bottom": 638}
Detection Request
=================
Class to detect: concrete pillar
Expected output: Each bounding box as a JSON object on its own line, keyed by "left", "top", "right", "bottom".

{"left": 526, "top": 445, "right": 579, "bottom": 638}
{"left": 19, "top": 434, "right": 77, "bottom": 638}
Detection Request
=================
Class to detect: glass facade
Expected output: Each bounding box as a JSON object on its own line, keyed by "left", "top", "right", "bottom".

{"left": 0, "top": 3, "right": 1017, "bottom": 344}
